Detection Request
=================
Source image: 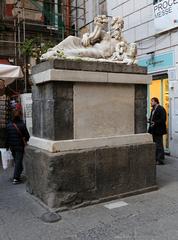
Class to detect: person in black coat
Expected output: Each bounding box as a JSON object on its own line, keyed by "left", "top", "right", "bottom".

{"left": 6, "top": 109, "right": 30, "bottom": 184}
{"left": 148, "top": 97, "right": 167, "bottom": 165}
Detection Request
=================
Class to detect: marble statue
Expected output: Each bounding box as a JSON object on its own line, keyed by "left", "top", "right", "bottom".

{"left": 40, "top": 15, "right": 137, "bottom": 65}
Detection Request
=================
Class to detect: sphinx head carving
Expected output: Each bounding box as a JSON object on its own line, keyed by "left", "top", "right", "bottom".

{"left": 94, "top": 15, "right": 108, "bottom": 28}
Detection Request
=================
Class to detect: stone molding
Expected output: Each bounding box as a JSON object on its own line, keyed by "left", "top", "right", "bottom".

{"left": 32, "top": 59, "right": 147, "bottom": 75}
{"left": 32, "top": 69, "right": 151, "bottom": 85}
{"left": 29, "top": 133, "right": 153, "bottom": 153}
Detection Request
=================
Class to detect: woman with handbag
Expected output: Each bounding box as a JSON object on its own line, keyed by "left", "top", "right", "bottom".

{"left": 6, "top": 109, "right": 30, "bottom": 184}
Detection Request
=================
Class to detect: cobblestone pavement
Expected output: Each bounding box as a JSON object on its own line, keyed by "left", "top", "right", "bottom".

{"left": 0, "top": 156, "right": 178, "bottom": 240}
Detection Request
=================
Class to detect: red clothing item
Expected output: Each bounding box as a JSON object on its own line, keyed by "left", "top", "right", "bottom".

{"left": 16, "top": 103, "right": 22, "bottom": 110}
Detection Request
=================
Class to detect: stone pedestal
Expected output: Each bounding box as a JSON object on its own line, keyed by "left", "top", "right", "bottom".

{"left": 25, "top": 59, "right": 157, "bottom": 209}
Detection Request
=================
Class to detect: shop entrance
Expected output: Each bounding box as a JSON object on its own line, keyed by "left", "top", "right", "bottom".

{"left": 149, "top": 74, "right": 169, "bottom": 150}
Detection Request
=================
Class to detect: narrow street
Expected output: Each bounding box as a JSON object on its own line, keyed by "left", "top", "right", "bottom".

{"left": 1, "top": 156, "right": 178, "bottom": 240}
{"left": 1, "top": 1, "right": 178, "bottom": 240}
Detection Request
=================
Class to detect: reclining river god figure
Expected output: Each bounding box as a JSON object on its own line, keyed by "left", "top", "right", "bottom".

{"left": 40, "top": 15, "right": 137, "bottom": 65}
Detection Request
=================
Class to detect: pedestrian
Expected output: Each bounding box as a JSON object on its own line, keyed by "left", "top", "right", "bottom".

{"left": 15, "top": 100, "right": 22, "bottom": 111}
{"left": 148, "top": 97, "right": 167, "bottom": 165}
{"left": 6, "top": 109, "right": 30, "bottom": 184}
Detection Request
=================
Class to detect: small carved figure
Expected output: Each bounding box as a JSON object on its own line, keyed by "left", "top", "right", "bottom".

{"left": 110, "top": 16, "right": 125, "bottom": 41}
{"left": 123, "top": 43, "right": 137, "bottom": 65}
{"left": 111, "top": 41, "right": 128, "bottom": 61}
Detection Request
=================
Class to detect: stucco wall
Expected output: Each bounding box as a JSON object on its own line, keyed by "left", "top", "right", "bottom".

{"left": 107, "top": 0, "right": 178, "bottom": 57}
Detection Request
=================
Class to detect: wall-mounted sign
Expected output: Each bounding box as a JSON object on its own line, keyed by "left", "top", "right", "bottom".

{"left": 138, "top": 51, "right": 175, "bottom": 73}
{"left": 153, "top": 0, "right": 178, "bottom": 33}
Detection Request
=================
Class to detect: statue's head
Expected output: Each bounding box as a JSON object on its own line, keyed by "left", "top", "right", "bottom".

{"left": 116, "top": 41, "right": 127, "bottom": 55}
{"left": 111, "top": 17, "right": 124, "bottom": 30}
{"left": 127, "top": 43, "right": 137, "bottom": 57}
{"left": 94, "top": 15, "right": 108, "bottom": 27}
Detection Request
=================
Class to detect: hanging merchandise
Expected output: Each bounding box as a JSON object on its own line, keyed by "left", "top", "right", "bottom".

{"left": 0, "top": 95, "right": 9, "bottom": 128}
{"left": 0, "top": 79, "right": 5, "bottom": 96}
{"left": 0, "top": 64, "right": 23, "bottom": 128}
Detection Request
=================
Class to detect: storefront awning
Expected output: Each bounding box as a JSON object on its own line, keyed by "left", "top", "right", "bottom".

{"left": 0, "top": 64, "right": 23, "bottom": 86}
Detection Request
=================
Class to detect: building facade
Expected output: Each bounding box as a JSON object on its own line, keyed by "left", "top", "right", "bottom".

{"left": 74, "top": 0, "right": 107, "bottom": 34}
{"left": 0, "top": 0, "right": 65, "bottom": 62}
{"left": 107, "top": 0, "right": 178, "bottom": 157}
{"left": 80, "top": 0, "right": 178, "bottom": 157}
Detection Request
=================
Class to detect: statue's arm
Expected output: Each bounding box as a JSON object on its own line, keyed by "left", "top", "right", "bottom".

{"left": 88, "top": 28, "right": 102, "bottom": 44}
{"left": 82, "top": 26, "right": 103, "bottom": 47}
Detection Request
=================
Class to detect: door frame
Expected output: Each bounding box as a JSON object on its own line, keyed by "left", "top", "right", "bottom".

{"left": 148, "top": 72, "right": 170, "bottom": 153}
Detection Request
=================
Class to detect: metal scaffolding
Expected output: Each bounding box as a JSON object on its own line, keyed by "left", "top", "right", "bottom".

{"left": 0, "top": 0, "right": 86, "bottom": 53}
{"left": 0, "top": 0, "right": 86, "bottom": 92}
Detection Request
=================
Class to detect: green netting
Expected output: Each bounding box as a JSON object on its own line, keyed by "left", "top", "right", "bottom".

{"left": 30, "top": 0, "right": 65, "bottom": 29}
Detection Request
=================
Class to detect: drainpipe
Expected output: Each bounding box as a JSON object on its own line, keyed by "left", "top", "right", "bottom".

{"left": 66, "top": 0, "right": 71, "bottom": 35}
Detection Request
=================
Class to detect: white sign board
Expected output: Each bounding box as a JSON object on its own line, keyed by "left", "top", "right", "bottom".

{"left": 20, "top": 93, "right": 32, "bottom": 135}
{"left": 154, "top": 0, "right": 178, "bottom": 33}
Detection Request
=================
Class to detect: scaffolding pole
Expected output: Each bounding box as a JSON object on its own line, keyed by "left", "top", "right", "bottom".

{"left": 0, "top": 0, "right": 87, "bottom": 91}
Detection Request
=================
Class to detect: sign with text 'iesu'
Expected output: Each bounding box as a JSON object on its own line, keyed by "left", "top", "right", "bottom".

{"left": 154, "top": 0, "right": 178, "bottom": 33}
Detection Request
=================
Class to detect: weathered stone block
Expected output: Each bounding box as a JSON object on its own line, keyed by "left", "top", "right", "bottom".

{"left": 32, "top": 82, "right": 73, "bottom": 140}
{"left": 25, "top": 142, "right": 157, "bottom": 209}
{"left": 135, "top": 84, "right": 147, "bottom": 134}
{"left": 32, "top": 59, "right": 147, "bottom": 75}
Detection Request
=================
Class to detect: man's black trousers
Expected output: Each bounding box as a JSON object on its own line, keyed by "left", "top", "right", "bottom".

{"left": 152, "top": 135, "right": 165, "bottom": 163}
{"left": 11, "top": 147, "right": 24, "bottom": 179}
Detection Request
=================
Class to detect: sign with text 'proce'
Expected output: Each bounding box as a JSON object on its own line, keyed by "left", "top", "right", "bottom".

{"left": 154, "top": 0, "right": 178, "bottom": 33}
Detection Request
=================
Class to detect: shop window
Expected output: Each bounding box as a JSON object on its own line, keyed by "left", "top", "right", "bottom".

{"left": 149, "top": 75, "right": 169, "bottom": 150}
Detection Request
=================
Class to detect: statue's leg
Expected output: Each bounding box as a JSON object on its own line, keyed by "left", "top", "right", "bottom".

{"left": 53, "top": 36, "right": 83, "bottom": 51}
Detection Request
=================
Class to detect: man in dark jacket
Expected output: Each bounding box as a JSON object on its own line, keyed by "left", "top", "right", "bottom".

{"left": 6, "top": 109, "right": 30, "bottom": 184}
{"left": 148, "top": 97, "right": 167, "bottom": 165}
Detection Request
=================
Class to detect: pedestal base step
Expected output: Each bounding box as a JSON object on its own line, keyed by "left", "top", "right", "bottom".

{"left": 25, "top": 141, "right": 156, "bottom": 209}
{"left": 29, "top": 133, "right": 152, "bottom": 153}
